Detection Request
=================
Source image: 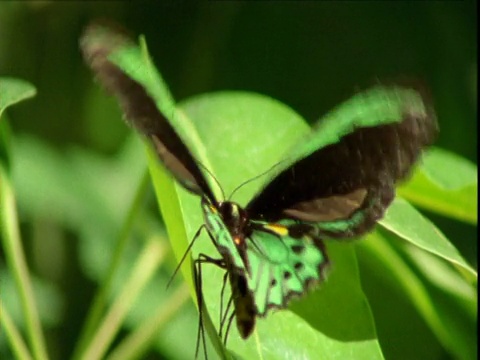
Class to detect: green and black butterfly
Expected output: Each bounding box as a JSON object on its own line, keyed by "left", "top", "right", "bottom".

{"left": 81, "top": 21, "right": 437, "bottom": 358}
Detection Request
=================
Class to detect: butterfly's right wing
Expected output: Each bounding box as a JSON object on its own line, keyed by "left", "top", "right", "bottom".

{"left": 80, "top": 21, "right": 215, "bottom": 200}
{"left": 247, "top": 85, "right": 438, "bottom": 238}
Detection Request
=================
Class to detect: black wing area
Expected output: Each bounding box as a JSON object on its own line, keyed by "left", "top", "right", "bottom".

{"left": 246, "top": 86, "right": 437, "bottom": 237}
{"left": 80, "top": 21, "right": 215, "bottom": 201}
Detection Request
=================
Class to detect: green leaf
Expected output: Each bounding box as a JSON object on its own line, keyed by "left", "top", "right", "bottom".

{"left": 380, "top": 197, "right": 477, "bottom": 280}
{"left": 0, "top": 77, "right": 36, "bottom": 119}
{"left": 0, "top": 77, "right": 36, "bottom": 168}
{"left": 358, "top": 230, "right": 477, "bottom": 360}
{"left": 398, "top": 147, "right": 477, "bottom": 224}
{"left": 367, "top": 196, "right": 477, "bottom": 359}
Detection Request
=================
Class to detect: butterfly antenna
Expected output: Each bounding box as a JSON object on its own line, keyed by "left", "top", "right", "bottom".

{"left": 166, "top": 224, "right": 206, "bottom": 289}
{"left": 228, "top": 159, "right": 288, "bottom": 201}
{"left": 198, "top": 162, "right": 225, "bottom": 201}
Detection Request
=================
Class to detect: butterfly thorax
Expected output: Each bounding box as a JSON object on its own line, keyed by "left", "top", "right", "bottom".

{"left": 217, "top": 201, "right": 251, "bottom": 240}
{"left": 201, "top": 198, "right": 253, "bottom": 271}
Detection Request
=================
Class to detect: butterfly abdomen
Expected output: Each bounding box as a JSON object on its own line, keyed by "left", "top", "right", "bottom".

{"left": 228, "top": 270, "right": 257, "bottom": 339}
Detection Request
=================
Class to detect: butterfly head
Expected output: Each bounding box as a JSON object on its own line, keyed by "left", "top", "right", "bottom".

{"left": 217, "top": 201, "right": 251, "bottom": 245}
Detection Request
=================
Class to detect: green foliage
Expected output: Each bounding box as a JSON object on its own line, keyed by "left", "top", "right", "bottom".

{"left": 0, "top": 3, "right": 476, "bottom": 360}
{"left": 0, "top": 78, "right": 36, "bottom": 119}
{"left": 1, "top": 78, "right": 47, "bottom": 360}
{"left": 0, "top": 78, "right": 36, "bottom": 168}
{"left": 398, "top": 148, "right": 477, "bottom": 224}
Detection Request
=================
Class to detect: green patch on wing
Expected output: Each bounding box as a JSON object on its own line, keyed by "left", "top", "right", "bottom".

{"left": 286, "top": 86, "right": 430, "bottom": 165}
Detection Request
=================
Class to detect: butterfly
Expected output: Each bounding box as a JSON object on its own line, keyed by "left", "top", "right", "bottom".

{"left": 80, "top": 21, "right": 438, "bottom": 358}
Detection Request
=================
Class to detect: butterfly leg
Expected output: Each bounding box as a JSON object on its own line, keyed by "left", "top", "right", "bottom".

{"left": 193, "top": 253, "right": 226, "bottom": 359}
{"left": 167, "top": 224, "right": 207, "bottom": 289}
{"left": 219, "top": 292, "right": 234, "bottom": 343}
{"left": 223, "top": 311, "right": 236, "bottom": 346}
{"left": 201, "top": 229, "right": 245, "bottom": 345}
{"left": 218, "top": 272, "right": 230, "bottom": 337}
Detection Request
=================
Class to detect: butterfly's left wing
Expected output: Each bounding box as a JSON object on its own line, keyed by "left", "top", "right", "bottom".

{"left": 246, "top": 85, "right": 437, "bottom": 238}
{"left": 80, "top": 21, "right": 216, "bottom": 200}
